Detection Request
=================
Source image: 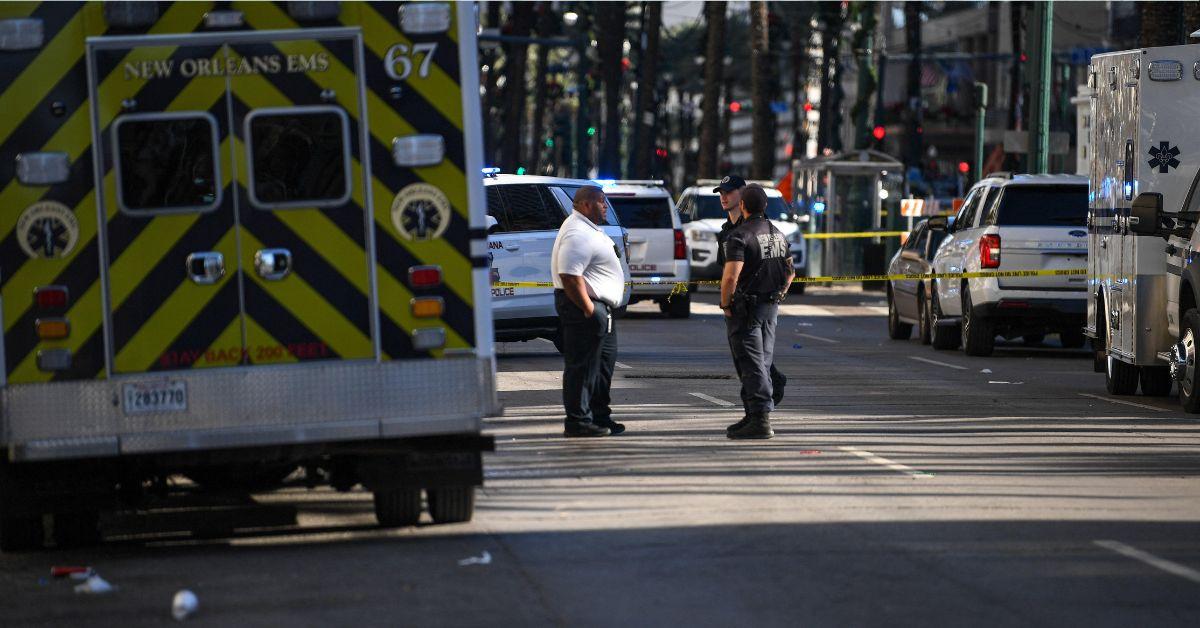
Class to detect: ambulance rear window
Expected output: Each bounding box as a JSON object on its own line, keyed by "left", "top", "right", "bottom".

{"left": 246, "top": 107, "right": 351, "bottom": 209}
{"left": 114, "top": 113, "right": 221, "bottom": 214}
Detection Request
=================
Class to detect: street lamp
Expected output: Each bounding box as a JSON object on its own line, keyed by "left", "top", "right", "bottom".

{"left": 563, "top": 11, "right": 578, "bottom": 27}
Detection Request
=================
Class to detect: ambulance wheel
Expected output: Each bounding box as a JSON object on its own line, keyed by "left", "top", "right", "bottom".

{"left": 53, "top": 511, "right": 101, "bottom": 548}
{"left": 1105, "top": 355, "right": 1140, "bottom": 396}
{"left": 961, "top": 289, "right": 994, "bottom": 357}
{"left": 373, "top": 488, "right": 422, "bottom": 527}
{"left": 427, "top": 486, "right": 475, "bottom": 524}
{"left": 887, "top": 287, "right": 912, "bottom": 340}
{"left": 1140, "top": 366, "right": 1173, "bottom": 397}
{"left": 664, "top": 293, "right": 691, "bottom": 319}
{"left": 1177, "top": 310, "right": 1200, "bottom": 413}
{"left": 1059, "top": 329, "right": 1086, "bottom": 349}
{"left": 917, "top": 291, "right": 932, "bottom": 345}
{"left": 930, "top": 288, "right": 961, "bottom": 350}
{"left": 0, "top": 515, "right": 44, "bottom": 552}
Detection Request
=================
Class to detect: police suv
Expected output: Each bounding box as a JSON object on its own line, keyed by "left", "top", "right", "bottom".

{"left": 928, "top": 174, "right": 1089, "bottom": 356}
{"left": 1088, "top": 45, "right": 1200, "bottom": 409}
{"left": 486, "top": 174, "right": 631, "bottom": 350}
{"left": 676, "top": 181, "right": 806, "bottom": 291}
{"left": 600, "top": 180, "right": 691, "bottom": 317}
{"left": 0, "top": 1, "right": 498, "bottom": 550}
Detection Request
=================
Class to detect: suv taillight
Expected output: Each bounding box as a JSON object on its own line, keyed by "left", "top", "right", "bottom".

{"left": 673, "top": 229, "right": 686, "bottom": 260}
{"left": 980, "top": 234, "right": 1001, "bottom": 269}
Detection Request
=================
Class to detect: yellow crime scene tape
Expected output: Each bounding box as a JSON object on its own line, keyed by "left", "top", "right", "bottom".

{"left": 493, "top": 268, "right": 1088, "bottom": 293}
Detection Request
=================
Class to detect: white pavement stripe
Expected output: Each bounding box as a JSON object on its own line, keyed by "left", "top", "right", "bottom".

{"left": 1078, "top": 393, "right": 1170, "bottom": 413}
{"left": 796, "top": 333, "right": 840, "bottom": 344}
{"left": 615, "top": 362, "right": 632, "bottom": 369}
{"left": 838, "top": 446, "right": 934, "bottom": 478}
{"left": 689, "top": 392, "right": 735, "bottom": 407}
{"left": 1094, "top": 540, "right": 1200, "bottom": 584}
{"left": 909, "top": 356, "right": 968, "bottom": 371}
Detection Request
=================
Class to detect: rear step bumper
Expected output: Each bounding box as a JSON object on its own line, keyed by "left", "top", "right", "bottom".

{"left": 2, "top": 357, "right": 499, "bottom": 462}
{"left": 974, "top": 297, "right": 1086, "bottom": 322}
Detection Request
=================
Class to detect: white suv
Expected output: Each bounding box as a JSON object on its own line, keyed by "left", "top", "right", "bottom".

{"left": 675, "top": 182, "right": 807, "bottom": 290}
{"left": 485, "top": 174, "right": 631, "bottom": 349}
{"left": 600, "top": 180, "right": 692, "bottom": 317}
{"left": 927, "top": 173, "right": 1089, "bottom": 355}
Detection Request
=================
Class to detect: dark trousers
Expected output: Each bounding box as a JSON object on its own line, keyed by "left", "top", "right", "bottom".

{"left": 725, "top": 302, "right": 780, "bottom": 415}
{"left": 555, "top": 291, "right": 617, "bottom": 425}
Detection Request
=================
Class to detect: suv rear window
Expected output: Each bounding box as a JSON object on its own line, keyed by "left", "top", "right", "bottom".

{"left": 994, "top": 186, "right": 1087, "bottom": 226}
{"left": 608, "top": 197, "right": 672, "bottom": 228}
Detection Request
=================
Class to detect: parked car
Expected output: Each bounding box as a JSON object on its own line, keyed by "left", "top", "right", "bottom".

{"left": 485, "top": 174, "right": 631, "bottom": 350}
{"left": 926, "top": 173, "right": 1089, "bottom": 355}
{"left": 886, "top": 218, "right": 949, "bottom": 344}
{"left": 675, "top": 181, "right": 807, "bottom": 292}
{"left": 600, "top": 180, "right": 692, "bottom": 318}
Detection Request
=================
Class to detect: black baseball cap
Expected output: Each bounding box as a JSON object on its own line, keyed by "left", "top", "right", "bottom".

{"left": 712, "top": 175, "right": 746, "bottom": 193}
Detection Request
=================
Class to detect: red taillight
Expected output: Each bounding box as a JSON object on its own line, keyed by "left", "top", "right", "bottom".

{"left": 34, "top": 285, "right": 68, "bottom": 310}
{"left": 409, "top": 265, "right": 442, "bottom": 288}
{"left": 673, "top": 229, "right": 686, "bottom": 260}
{"left": 980, "top": 234, "right": 1001, "bottom": 269}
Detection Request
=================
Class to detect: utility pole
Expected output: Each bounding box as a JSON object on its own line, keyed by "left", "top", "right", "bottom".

{"left": 973, "top": 82, "right": 987, "bottom": 182}
{"left": 1027, "top": 0, "right": 1053, "bottom": 174}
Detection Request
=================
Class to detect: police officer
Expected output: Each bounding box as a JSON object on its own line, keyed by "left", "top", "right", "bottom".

{"left": 719, "top": 184, "right": 794, "bottom": 439}
{"left": 713, "top": 176, "right": 787, "bottom": 410}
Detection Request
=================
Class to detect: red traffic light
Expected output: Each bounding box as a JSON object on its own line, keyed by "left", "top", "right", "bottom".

{"left": 958, "top": 161, "right": 970, "bottom": 174}
{"left": 655, "top": 148, "right": 668, "bottom": 158}
{"left": 803, "top": 102, "right": 813, "bottom": 112}
{"left": 729, "top": 101, "right": 741, "bottom": 113}
{"left": 871, "top": 125, "right": 886, "bottom": 141}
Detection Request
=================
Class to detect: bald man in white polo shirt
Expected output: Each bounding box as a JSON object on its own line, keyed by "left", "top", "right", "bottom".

{"left": 552, "top": 185, "right": 625, "bottom": 437}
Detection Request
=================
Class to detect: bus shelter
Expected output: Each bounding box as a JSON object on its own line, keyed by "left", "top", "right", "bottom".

{"left": 793, "top": 150, "right": 902, "bottom": 280}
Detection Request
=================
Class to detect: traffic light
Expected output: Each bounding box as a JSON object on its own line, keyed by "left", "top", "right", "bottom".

{"left": 545, "top": 138, "right": 554, "bottom": 148}
{"left": 872, "top": 125, "right": 886, "bottom": 141}
{"left": 729, "top": 101, "right": 741, "bottom": 113}
{"left": 586, "top": 126, "right": 596, "bottom": 136}
{"left": 957, "top": 161, "right": 970, "bottom": 174}
{"left": 516, "top": 166, "right": 526, "bottom": 175}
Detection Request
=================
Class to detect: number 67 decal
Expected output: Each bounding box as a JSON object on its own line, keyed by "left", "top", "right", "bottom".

{"left": 385, "top": 42, "right": 438, "bottom": 81}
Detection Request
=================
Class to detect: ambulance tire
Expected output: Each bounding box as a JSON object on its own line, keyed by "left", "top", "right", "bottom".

{"left": 930, "top": 288, "right": 961, "bottom": 351}
{"left": 373, "top": 488, "right": 422, "bottom": 527}
{"left": 53, "top": 511, "right": 101, "bottom": 548}
{"left": 427, "top": 486, "right": 475, "bottom": 524}
{"left": 961, "top": 289, "right": 994, "bottom": 357}
{"left": 1178, "top": 310, "right": 1200, "bottom": 413}
{"left": 1105, "top": 355, "right": 1140, "bottom": 396}
{"left": 0, "top": 515, "right": 43, "bottom": 552}
{"left": 1140, "top": 366, "right": 1173, "bottom": 397}
{"left": 887, "top": 287, "right": 912, "bottom": 340}
{"left": 664, "top": 293, "right": 691, "bottom": 318}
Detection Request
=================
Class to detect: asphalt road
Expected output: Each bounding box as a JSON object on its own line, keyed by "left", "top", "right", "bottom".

{"left": 2, "top": 287, "right": 1199, "bottom": 626}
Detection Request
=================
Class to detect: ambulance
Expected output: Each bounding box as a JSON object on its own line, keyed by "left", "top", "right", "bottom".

{"left": 1087, "top": 43, "right": 1200, "bottom": 411}
{"left": 0, "top": 1, "right": 498, "bottom": 550}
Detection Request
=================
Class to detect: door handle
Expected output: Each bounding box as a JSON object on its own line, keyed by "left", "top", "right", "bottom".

{"left": 1100, "top": 238, "right": 1107, "bottom": 249}
{"left": 186, "top": 252, "right": 224, "bottom": 285}
{"left": 504, "top": 243, "right": 521, "bottom": 252}
{"left": 628, "top": 236, "right": 647, "bottom": 244}
{"left": 255, "top": 248, "right": 292, "bottom": 280}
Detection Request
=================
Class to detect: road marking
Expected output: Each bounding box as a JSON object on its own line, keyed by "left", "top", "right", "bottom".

{"left": 1094, "top": 540, "right": 1200, "bottom": 584}
{"left": 909, "top": 356, "right": 968, "bottom": 371}
{"left": 838, "top": 446, "right": 934, "bottom": 478}
{"left": 689, "top": 392, "right": 734, "bottom": 407}
{"left": 1078, "top": 393, "right": 1170, "bottom": 412}
{"left": 796, "top": 333, "right": 839, "bottom": 344}
{"left": 615, "top": 361, "right": 632, "bottom": 370}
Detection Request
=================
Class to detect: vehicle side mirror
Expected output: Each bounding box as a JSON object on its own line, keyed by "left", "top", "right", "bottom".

{"left": 485, "top": 214, "right": 500, "bottom": 234}
{"left": 927, "top": 217, "right": 947, "bottom": 232}
{"left": 1129, "top": 192, "right": 1164, "bottom": 238}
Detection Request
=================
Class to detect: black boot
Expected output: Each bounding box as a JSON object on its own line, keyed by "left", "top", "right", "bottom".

{"left": 594, "top": 417, "right": 626, "bottom": 435}
{"left": 564, "top": 421, "right": 611, "bottom": 437}
{"left": 726, "top": 415, "right": 750, "bottom": 434}
{"left": 728, "top": 414, "right": 773, "bottom": 440}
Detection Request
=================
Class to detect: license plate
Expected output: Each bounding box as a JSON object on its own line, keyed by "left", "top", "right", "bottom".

{"left": 122, "top": 380, "right": 188, "bottom": 415}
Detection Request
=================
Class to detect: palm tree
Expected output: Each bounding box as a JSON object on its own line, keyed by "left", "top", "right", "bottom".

{"left": 749, "top": 0, "right": 773, "bottom": 179}
{"left": 787, "top": 3, "right": 815, "bottom": 161}
{"left": 482, "top": 1, "right": 503, "bottom": 166}
{"left": 1141, "top": 2, "right": 1188, "bottom": 46}
{"left": 630, "top": 1, "right": 663, "bottom": 178}
{"left": 596, "top": 2, "right": 626, "bottom": 178}
{"left": 500, "top": 2, "right": 534, "bottom": 173}
{"left": 698, "top": 1, "right": 727, "bottom": 179}
{"left": 850, "top": 2, "right": 878, "bottom": 150}
{"left": 903, "top": 1, "right": 921, "bottom": 169}
{"left": 817, "top": 2, "right": 845, "bottom": 153}
{"left": 531, "top": 2, "right": 559, "bottom": 174}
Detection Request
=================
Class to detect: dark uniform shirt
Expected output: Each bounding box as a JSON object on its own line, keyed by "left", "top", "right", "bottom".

{"left": 724, "top": 214, "right": 790, "bottom": 295}
{"left": 715, "top": 216, "right": 742, "bottom": 267}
